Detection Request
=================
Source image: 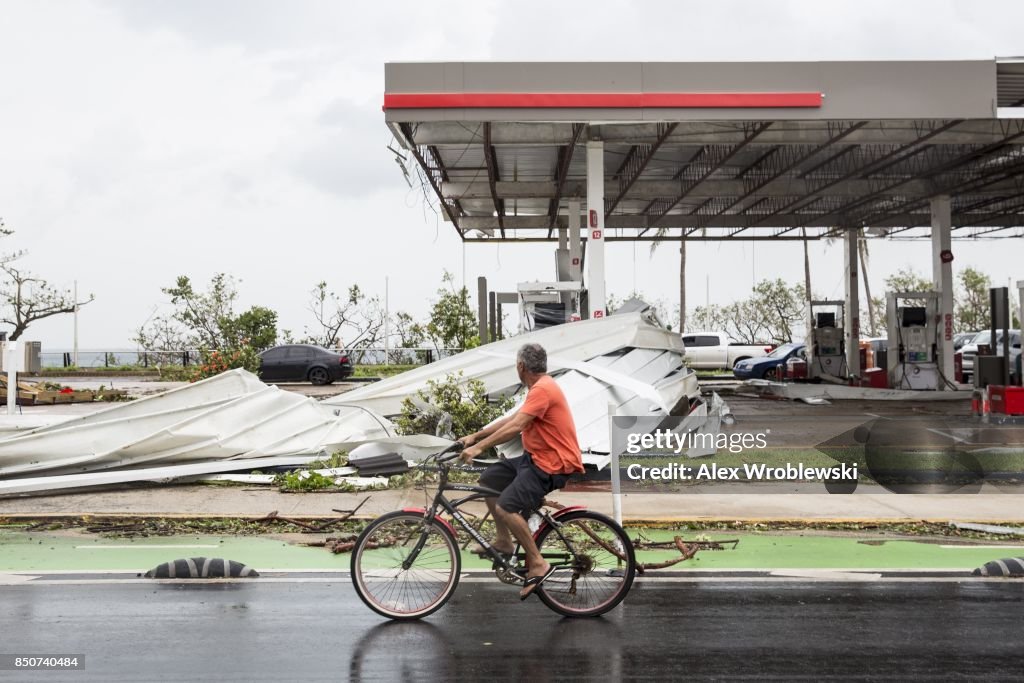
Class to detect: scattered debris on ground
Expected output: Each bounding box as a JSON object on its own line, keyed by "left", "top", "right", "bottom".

{"left": 950, "top": 521, "right": 1024, "bottom": 536}
{"left": 255, "top": 497, "right": 370, "bottom": 533}
{"left": 5, "top": 516, "right": 1024, "bottom": 542}
{"left": 631, "top": 532, "right": 740, "bottom": 572}
{"left": 0, "top": 376, "right": 129, "bottom": 405}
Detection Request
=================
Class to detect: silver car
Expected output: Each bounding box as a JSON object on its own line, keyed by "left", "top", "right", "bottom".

{"left": 960, "top": 330, "right": 1021, "bottom": 383}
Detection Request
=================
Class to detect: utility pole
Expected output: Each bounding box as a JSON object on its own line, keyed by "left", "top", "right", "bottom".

{"left": 73, "top": 280, "right": 79, "bottom": 367}
{"left": 384, "top": 276, "right": 390, "bottom": 367}
{"left": 6, "top": 341, "right": 16, "bottom": 415}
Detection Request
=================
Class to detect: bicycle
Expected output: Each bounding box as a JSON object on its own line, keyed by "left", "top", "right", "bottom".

{"left": 350, "top": 441, "right": 637, "bottom": 620}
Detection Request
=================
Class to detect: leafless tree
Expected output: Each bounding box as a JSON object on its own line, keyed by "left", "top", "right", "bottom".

{"left": 304, "top": 282, "right": 386, "bottom": 362}
{"left": 0, "top": 263, "right": 93, "bottom": 341}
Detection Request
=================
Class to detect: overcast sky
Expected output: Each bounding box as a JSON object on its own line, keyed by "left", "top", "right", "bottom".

{"left": 2, "top": 0, "right": 1023, "bottom": 351}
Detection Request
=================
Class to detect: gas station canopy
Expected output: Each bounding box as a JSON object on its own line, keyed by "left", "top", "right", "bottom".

{"left": 385, "top": 59, "right": 1024, "bottom": 242}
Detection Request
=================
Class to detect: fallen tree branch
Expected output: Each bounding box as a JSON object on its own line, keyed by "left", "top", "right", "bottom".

{"left": 255, "top": 510, "right": 320, "bottom": 532}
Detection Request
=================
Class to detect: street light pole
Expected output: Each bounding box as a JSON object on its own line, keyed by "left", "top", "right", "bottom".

{"left": 6, "top": 341, "right": 17, "bottom": 415}
{"left": 73, "top": 280, "right": 79, "bottom": 367}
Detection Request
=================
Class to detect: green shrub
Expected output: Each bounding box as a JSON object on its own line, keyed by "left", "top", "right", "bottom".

{"left": 275, "top": 470, "right": 337, "bottom": 491}
{"left": 394, "top": 371, "right": 514, "bottom": 439}
{"left": 158, "top": 365, "right": 193, "bottom": 381}
{"left": 308, "top": 451, "right": 348, "bottom": 469}
{"left": 188, "top": 345, "right": 261, "bottom": 382}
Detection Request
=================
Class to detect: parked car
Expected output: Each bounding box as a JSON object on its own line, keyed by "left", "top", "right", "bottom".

{"left": 733, "top": 343, "right": 806, "bottom": 380}
{"left": 953, "top": 331, "right": 979, "bottom": 352}
{"left": 682, "top": 331, "right": 773, "bottom": 370}
{"left": 258, "top": 344, "right": 353, "bottom": 385}
{"left": 960, "top": 330, "right": 1021, "bottom": 384}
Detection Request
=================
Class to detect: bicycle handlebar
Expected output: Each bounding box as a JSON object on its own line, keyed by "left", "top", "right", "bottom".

{"left": 434, "top": 441, "right": 465, "bottom": 463}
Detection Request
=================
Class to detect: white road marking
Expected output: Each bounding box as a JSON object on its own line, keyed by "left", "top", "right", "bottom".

{"left": 937, "top": 548, "right": 1024, "bottom": 552}
{"left": 74, "top": 545, "right": 221, "bottom": 549}
{"left": 770, "top": 569, "right": 883, "bottom": 581}
{"left": 0, "top": 575, "right": 1009, "bottom": 587}
{"left": 0, "top": 573, "right": 41, "bottom": 584}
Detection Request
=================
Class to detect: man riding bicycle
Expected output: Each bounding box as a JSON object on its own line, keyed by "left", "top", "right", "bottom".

{"left": 458, "top": 342, "right": 584, "bottom": 600}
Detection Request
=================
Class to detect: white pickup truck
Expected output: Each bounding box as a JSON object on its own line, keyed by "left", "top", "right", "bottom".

{"left": 681, "top": 331, "right": 774, "bottom": 370}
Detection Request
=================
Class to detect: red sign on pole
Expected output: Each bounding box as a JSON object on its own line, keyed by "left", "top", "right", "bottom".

{"left": 944, "top": 313, "right": 953, "bottom": 341}
{"left": 571, "top": 257, "right": 580, "bottom": 266}
{"left": 592, "top": 229, "right": 602, "bottom": 240}
{"left": 593, "top": 310, "right": 604, "bottom": 318}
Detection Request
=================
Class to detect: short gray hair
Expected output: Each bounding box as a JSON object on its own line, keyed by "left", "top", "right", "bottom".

{"left": 517, "top": 343, "right": 547, "bottom": 374}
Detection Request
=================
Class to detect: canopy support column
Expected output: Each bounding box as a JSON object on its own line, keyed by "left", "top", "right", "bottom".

{"left": 844, "top": 228, "right": 861, "bottom": 378}
{"left": 586, "top": 141, "right": 606, "bottom": 319}
{"left": 931, "top": 195, "right": 955, "bottom": 388}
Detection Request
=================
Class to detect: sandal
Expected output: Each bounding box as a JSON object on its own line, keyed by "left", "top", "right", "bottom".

{"left": 519, "top": 564, "right": 557, "bottom": 601}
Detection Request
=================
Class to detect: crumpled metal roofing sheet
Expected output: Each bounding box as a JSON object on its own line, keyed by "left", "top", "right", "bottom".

{"left": 326, "top": 311, "right": 685, "bottom": 416}
{"left": 0, "top": 311, "right": 700, "bottom": 495}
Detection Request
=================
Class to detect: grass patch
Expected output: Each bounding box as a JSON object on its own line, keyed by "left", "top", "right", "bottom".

{"left": 36, "top": 366, "right": 160, "bottom": 376}
{"left": 352, "top": 364, "right": 417, "bottom": 379}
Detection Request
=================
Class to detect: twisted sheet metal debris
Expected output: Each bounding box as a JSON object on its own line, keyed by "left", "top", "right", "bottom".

{"left": 326, "top": 311, "right": 696, "bottom": 417}
{"left": 0, "top": 310, "right": 702, "bottom": 496}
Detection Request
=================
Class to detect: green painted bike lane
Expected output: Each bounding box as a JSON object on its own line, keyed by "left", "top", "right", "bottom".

{"left": 2, "top": 529, "right": 1020, "bottom": 572}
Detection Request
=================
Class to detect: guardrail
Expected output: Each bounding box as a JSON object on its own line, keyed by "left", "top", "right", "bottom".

{"left": 40, "top": 347, "right": 466, "bottom": 369}
{"left": 346, "top": 347, "right": 464, "bottom": 365}
{"left": 41, "top": 351, "right": 202, "bottom": 369}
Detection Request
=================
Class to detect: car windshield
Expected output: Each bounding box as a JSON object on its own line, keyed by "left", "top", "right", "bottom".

{"left": 765, "top": 343, "right": 798, "bottom": 358}
{"left": 970, "top": 331, "right": 993, "bottom": 345}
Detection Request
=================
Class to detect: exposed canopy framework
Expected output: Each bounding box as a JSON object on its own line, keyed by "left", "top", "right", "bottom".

{"left": 385, "top": 59, "right": 1024, "bottom": 242}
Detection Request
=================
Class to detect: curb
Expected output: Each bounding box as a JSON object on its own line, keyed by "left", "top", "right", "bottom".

{"left": 4, "top": 513, "right": 1024, "bottom": 526}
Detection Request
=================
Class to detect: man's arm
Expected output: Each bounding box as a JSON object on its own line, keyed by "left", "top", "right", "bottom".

{"left": 460, "top": 413, "right": 516, "bottom": 447}
{"left": 460, "top": 411, "right": 535, "bottom": 462}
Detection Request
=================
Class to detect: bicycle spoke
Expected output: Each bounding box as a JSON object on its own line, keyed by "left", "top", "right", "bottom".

{"left": 535, "top": 513, "right": 635, "bottom": 616}
{"left": 352, "top": 514, "right": 459, "bottom": 618}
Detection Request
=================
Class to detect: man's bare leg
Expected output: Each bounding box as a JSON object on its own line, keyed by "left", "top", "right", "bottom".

{"left": 493, "top": 505, "right": 550, "bottom": 597}
{"left": 484, "top": 498, "right": 515, "bottom": 554}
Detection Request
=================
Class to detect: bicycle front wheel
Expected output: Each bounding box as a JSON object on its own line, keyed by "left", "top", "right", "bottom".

{"left": 534, "top": 510, "right": 636, "bottom": 617}
{"left": 350, "top": 511, "right": 461, "bottom": 620}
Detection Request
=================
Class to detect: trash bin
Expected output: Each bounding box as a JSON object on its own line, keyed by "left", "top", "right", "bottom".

{"left": 862, "top": 367, "right": 888, "bottom": 389}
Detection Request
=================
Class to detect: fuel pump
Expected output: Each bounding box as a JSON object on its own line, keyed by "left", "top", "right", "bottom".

{"left": 886, "top": 291, "right": 941, "bottom": 390}
{"left": 807, "top": 300, "right": 847, "bottom": 380}
{"left": 1019, "top": 280, "right": 1024, "bottom": 385}
{"left": 517, "top": 281, "right": 583, "bottom": 333}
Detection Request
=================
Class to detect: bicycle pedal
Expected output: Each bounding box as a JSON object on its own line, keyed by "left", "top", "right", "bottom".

{"left": 484, "top": 551, "right": 515, "bottom": 570}
{"left": 495, "top": 567, "right": 525, "bottom": 585}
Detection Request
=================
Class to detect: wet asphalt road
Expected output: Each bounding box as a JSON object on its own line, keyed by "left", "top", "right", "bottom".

{"left": 3, "top": 577, "right": 1023, "bottom": 681}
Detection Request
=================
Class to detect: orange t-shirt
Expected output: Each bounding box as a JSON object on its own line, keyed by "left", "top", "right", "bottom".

{"left": 520, "top": 375, "right": 583, "bottom": 475}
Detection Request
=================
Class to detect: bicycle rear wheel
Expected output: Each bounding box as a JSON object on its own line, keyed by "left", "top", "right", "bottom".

{"left": 534, "top": 510, "right": 636, "bottom": 617}
{"left": 350, "top": 511, "right": 461, "bottom": 620}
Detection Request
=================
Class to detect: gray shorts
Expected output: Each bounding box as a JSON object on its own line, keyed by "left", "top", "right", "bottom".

{"left": 479, "top": 453, "right": 570, "bottom": 519}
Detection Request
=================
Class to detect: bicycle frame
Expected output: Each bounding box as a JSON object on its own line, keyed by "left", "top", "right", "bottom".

{"left": 401, "top": 460, "right": 576, "bottom": 575}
